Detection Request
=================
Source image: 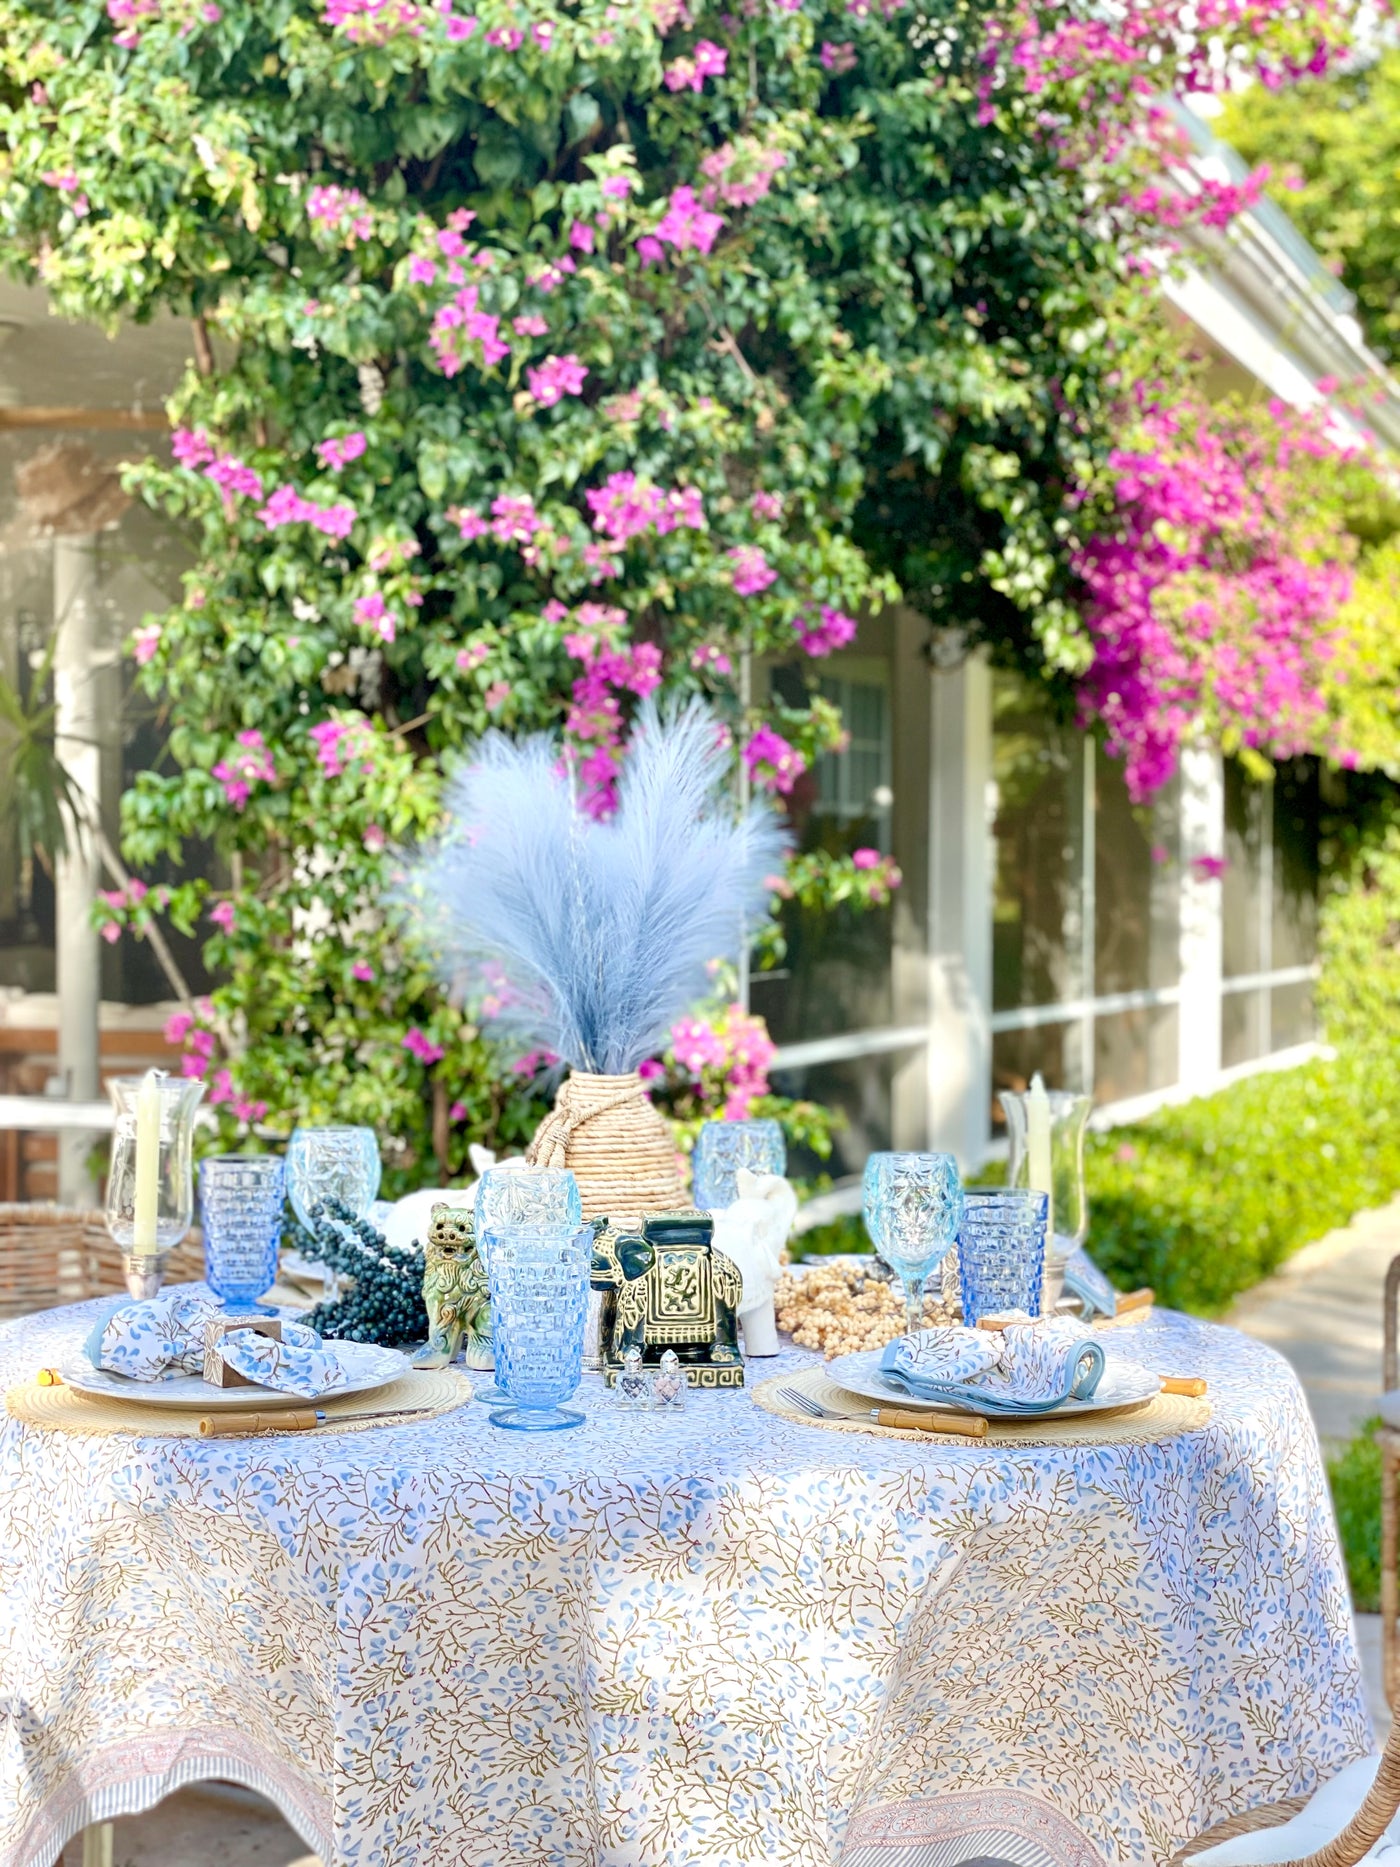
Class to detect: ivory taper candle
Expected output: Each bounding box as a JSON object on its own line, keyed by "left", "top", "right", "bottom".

{"left": 132, "top": 1068, "right": 162, "bottom": 1255}
{"left": 1026, "top": 1071, "right": 1054, "bottom": 1244}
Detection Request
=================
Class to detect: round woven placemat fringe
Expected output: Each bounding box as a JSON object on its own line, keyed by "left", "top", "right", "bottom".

{"left": 4, "top": 1367, "right": 473, "bottom": 1438}
{"left": 753, "top": 1364, "right": 1211, "bottom": 1447}
{"left": 526, "top": 1069, "right": 685, "bottom": 1224}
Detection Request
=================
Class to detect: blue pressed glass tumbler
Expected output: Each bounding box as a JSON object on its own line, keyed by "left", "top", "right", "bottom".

{"left": 691, "top": 1119, "right": 786, "bottom": 1210}
{"left": 956, "top": 1189, "right": 1048, "bottom": 1326}
{"left": 863, "top": 1150, "right": 963, "bottom": 1335}
{"left": 483, "top": 1223, "right": 592, "bottom": 1432}
{"left": 475, "top": 1165, "right": 582, "bottom": 1232}
{"left": 199, "top": 1154, "right": 286, "bottom": 1309}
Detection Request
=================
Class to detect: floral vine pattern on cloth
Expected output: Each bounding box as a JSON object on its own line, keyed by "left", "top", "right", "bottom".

{"left": 0, "top": 1305, "right": 1370, "bottom": 1867}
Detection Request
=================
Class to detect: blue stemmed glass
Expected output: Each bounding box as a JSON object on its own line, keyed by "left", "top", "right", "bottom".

{"left": 482, "top": 1221, "right": 592, "bottom": 1432}
{"left": 199, "top": 1154, "right": 286, "bottom": 1310}
{"left": 472, "top": 1166, "right": 582, "bottom": 1402}
{"left": 691, "top": 1119, "right": 786, "bottom": 1210}
{"left": 956, "top": 1189, "right": 1048, "bottom": 1326}
{"left": 285, "top": 1126, "right": 381, "bottom": 1299}
{"left": 863, "top": 1151, "right": 964, "bottom": 1336}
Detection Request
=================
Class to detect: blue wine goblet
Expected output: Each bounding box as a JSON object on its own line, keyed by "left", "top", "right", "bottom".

{"left": 862, "top": 1150, "right": 964, "bottom": 1336}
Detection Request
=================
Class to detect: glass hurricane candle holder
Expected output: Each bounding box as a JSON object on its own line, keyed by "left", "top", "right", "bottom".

{"left": 200, "top": 1154, "right": 286, "bottom": 1310}
{"left": 956, "top": 1189, "right": 1049, "bottom": 1326}
{"left": 862, "top": 1150, "right": 963, "bottom": 1336}
{"left": 105, "top": 1072, "right": 207, "bottom": 1299}
{"left": 482, "top": 1222, "right": 592, "bottom": 1433}
{"left": 286, "top": 1126, "right": 381, "bottom": 1298}
{"left": 690, "top": 1118, "right": 786, "bottom": 1211}
{"left": 1000, "top": 1084, "right": 1090, "bottom": 1310}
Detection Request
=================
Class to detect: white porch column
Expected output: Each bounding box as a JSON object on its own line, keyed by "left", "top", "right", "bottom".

{"left": 926, "top": 648, "right": 993, "bottom": 1170}
{"left": 1177, "top": 741, "right": 1225, "bottom": 1092}
{"left": 53, "top": 532, "right": 103, "bottom": 1207}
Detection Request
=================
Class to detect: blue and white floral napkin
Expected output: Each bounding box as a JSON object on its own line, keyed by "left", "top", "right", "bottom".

{"left": 879, "top": 1317, "right": 1106, "bottom": 1413}
{"left": 84, "top": 1288, "right": 349, "bottom": 1398}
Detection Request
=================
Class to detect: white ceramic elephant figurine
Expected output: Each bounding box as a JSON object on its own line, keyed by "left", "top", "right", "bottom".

{"left": 707, "top": 1169, "right": 798, "bottom": 1356}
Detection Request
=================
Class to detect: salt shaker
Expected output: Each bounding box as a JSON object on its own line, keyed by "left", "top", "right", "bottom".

{"left": 615, "top": 1345, "right": 652, "bottom": 1408}
{"left": 651, "top": 1348, "right": 687, "bottom": 1409}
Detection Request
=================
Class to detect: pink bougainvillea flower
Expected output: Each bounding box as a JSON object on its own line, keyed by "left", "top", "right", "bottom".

{"left": 444, "top": 10, "right": 477, "bottom": 39}
{"left": 363, "top": 823, "right": 387, "bottom": 853}
{"left": 352, "top": 960, "right": 375, "bottom": 982}
{"left": 820, "top": 39, "right": 856, "bottom": 72}
{"left": 402, "top": 1028, "right": 446, "bottom": 1065}
{"left": 316, "top": 431, "right": 368, "bottom": 470}
{"left": 750, "top": 490, "right": 783, "bottom": 521}
{"left": 485, "top": 21, "right": 522, "bottom": 47}
{"left": 794, "top": 603, "right": 857, "bottom": 656}
{"left": 651, "top": 185, "right": 724, "bottom": 257}
{"left": 132, "top": 624, "right": 161, "bottom": 666}
{"left": 1191, "top": 854, "right": 1227, "bottom": 881}
{"left": 568, "top": 219, "right": 595, "bottom": 253}
{"left": 743, "top": 723, "right": 806, "bottom": 794}
{"left": 690, "top": 643, "right": 733, "bottom": 676}
{"left": 212, "top": 729, "right": 276, "bottom": 811}
{"left": 526, "top": 353, "right": 588, "bottom": 407}
{"left": 449, "top": 1099, "right": 468, "bottom": 1121}
{"left": 208, "top": 899, "right": 237, "bottom": 933}
{"left": 600, "top": 174, "right": 635, "bottom": 201}
{"left": 727, "top": 545, "right": 778, "bottom": 596}
{"left": 512, "top": 313, "right": 548, "bottom": 336}
{"left": 456, "top": 640, "right": 490, "bottom": 672}
{"left": 484, "top": 679, "right": 512, "bottom": 710}
{"left": 852, "top": 847, "right": 880, "bottom": 870}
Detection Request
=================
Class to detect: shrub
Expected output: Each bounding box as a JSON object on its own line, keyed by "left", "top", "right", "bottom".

{"left": 1086, "top": 1051, "right": 1400, "bottom": 1314}
{"left": 1327, "top": 1416, "right": 1383, "bottom": 1614}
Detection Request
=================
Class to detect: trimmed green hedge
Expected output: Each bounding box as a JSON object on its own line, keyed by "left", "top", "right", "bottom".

{"left": 798, "top": 1049, "right": 1400, "bottom": 1317}
{"left": 1327, "top": 1416, "right": 1383, "bottom": 1613}
{"left": 1085, "top": 1050, "right": 1400, "bottom": 1314}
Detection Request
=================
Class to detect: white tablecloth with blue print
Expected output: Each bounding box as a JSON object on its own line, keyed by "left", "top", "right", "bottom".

{"left": 0, "top": 1303, "right": 1370, "bottom": 1867}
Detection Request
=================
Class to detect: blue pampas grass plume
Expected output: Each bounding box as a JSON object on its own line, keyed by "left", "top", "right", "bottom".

{"left": 405, "top": 697, "right": 789, "bottom": 1074}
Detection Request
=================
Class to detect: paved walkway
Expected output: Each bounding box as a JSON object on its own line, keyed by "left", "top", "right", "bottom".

{"left": 1227, "top": 1194, "right": 1400, "bottom": 1448}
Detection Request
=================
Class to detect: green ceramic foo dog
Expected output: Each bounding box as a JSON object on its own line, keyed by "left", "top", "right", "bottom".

{"left": 592, "top": 1208, "right": 744, "bottom": 1389}
{"left": 412, "top": 1202, "right": 494, "bottom": 1371}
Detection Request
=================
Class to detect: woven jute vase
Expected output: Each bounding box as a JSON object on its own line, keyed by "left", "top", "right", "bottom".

{"left": 525, "top": 1070, "right": 684, "bottom": 1225}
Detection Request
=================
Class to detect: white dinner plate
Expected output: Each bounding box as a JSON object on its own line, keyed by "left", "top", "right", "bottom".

{"left": 59, "top": 1341, "right": 410, "bottom": 1411}
{"left": 823, "top": 1345, "right": 1161, "bottom": 1418}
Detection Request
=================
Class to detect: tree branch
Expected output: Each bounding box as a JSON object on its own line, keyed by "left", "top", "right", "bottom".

{"left": 191, "top": 316, "right": 215, "bottom": 378}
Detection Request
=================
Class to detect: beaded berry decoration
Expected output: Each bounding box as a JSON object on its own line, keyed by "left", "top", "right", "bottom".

{"left": 301, "top": 1196, "right": 429, "bottom": 1347}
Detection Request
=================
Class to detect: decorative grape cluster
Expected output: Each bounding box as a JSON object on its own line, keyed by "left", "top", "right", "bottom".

{"left": 301, "top": 1197, "right": 428, "bottom": 1346}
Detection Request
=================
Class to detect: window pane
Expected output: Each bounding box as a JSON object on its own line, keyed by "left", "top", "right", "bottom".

{"left": 756, "top": 658, "right": 895, "bottom": 1044}
{"left": 1269, "top": 979, "right": 1316, "bottom": 1051}
{"left": 992, "top": 1024, "right": 1082, "bottom": 1133}
{"left": 771, "top": 1049, "right": 910, "bottom": 1180}
{"left": 1094, "top": 1005, "right": 1179, "bottom": 1104}
{"left": 1223, "top": 760, "right": 1264, "bottom": 979}
{"left": 1094, "top": 750, "right": 1180, "bottom": 995}
{"left": 991, "top": 672, "right": 1083, "bottom": 1014}
{"left": 1272, "top": 759, "right": 1319, "bottom": 971}
{"left": 1222, "top": 987, "right": 1266, "bottom": 1068}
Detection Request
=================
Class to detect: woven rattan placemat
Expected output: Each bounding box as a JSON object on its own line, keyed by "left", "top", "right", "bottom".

{"left": 753, "top": 1362, "right": 1210, "bottom": 1446}
{"left": 4, "top": 1367, "right": 473, "bottom": 1437}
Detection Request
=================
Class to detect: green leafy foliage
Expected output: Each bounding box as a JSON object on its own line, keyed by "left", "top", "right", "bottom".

{"left": 1086, "top": 1051, "right": 1400, "bottom": 1314}
{"left": 0, "top": 0, "right": 1149, "bottom": 1176}
{"left": 1327, "top": 1415, "right": 1383, "bottom": 1613}
{"left": 1221, "top": 49, "right": 1400, "bottom": 363}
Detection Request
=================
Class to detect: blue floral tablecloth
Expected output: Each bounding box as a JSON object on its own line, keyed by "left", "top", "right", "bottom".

{"left": 0, "top": 1302, "right": 1370, "bottom": 1867}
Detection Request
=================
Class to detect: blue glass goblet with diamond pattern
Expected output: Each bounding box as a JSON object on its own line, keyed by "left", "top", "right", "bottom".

{"left": 691, "top": 1119, "right": 786, "bottom": 1211}
{"left": 956, "top": 1189, "right": 1048, "bottom": 1326}
{"left": 199, "top": 1154, "right": 286, "bottom": 1310}
{"left": 863, "top": 1150, "right": 964, "bottom": 1336}
{"left": 482, "top": 1222, "right": 592, "bottom": 1432}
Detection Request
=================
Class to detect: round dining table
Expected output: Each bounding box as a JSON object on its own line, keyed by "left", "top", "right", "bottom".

{"left": 0, "top": 1299, "right": 1371, "bottom": 1867}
